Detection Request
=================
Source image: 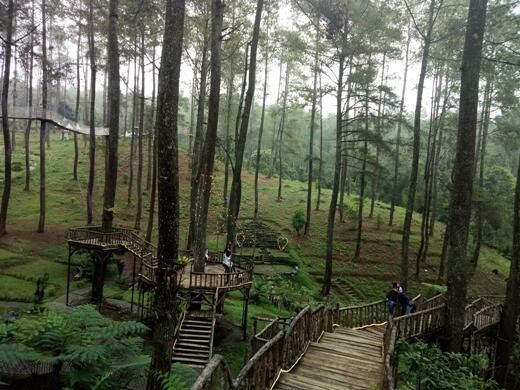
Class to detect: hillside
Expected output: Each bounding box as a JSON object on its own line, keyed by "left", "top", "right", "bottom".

{"left": 0, "top": 132, "right": 510, "bottom": 307}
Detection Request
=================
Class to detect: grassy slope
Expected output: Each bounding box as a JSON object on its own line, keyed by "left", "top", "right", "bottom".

{"left": 0, "top": 131, "right": 511, "bottom": 368}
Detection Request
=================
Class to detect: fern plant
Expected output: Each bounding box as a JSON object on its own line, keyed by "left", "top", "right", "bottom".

{"left": 0, "top": 305, "right": 150, "bottom": 389}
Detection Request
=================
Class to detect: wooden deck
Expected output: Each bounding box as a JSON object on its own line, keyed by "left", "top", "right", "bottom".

{"left": 67, "top": 226, "right": 253, "bottom": 292}
{"left": 274, "top": 325, "right": 385, "bottom": 390}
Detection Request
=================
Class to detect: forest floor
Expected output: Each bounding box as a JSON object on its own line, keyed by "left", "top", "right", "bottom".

{"left": 0, "top": 131, "right": 511, "bottom": 375}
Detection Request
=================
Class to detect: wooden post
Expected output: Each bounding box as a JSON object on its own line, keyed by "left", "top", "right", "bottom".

{"left": 130, "top": 254, "right": 136, "bottom": 312}
{"left": 66, "top": 245, "right": 72, "bottom": 306}
{"left": 243, "top": 287, "right": 250, "bottom": 341}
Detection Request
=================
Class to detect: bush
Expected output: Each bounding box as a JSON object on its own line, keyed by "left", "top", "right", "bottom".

{"left": 399, "top": 341, "right": 498, "bottom": 389}
{"left": 0, "top": 305, "right": 150, "bottom": 389}
{"left": 291, "top": 210, "right": 306, "bottom": 234}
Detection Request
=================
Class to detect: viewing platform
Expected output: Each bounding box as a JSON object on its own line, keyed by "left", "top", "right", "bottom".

{"left": 67, "top": 226, "right": 254, "bottom": 293}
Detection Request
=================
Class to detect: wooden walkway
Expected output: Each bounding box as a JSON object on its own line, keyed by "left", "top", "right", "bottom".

{"left": 274, "top": 325, "right": 385, "bottom": 390}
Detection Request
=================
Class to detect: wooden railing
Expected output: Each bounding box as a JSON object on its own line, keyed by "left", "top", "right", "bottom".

{"left": 192, "top": 354, "right": 234, "bottom": 390}
{"left": 383, "top": 321, "right": 398, "bottom": 390}
{"left": 194, "top": 305, "right": 334, "bottom": 390}
{"left": 233, "top": 331, "right": 285, "bottom": 390}
{"left": 393, "top": 304, "right": 447, "bottom": 340}
{"left": 251, "top": 317, "right": 286, "bottom": 355}
{"left": 189, "top": 269, "right": 253, "bottom": 291}
{"left": 473, "top": 303, "right": 502, "bottom": 331}
{"left": 464, "top": 298, "right": 489, "bottom": 330}
{"left": 337, "top": 299, "right": 387, "bottom": 328}
{"left": 415, "top": 293, "right": 446, "bottom": 312}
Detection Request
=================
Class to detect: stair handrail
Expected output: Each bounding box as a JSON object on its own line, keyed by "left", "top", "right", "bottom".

{"left": 473, "top": 303, "right": 502, "bottom": 331}
{"left": 209, "top": 287, "right": 220, "bottom": 360}
{"left": 171, "top": 310, "right": 187, "bottom": 355}
{"left": 393, "top": 304, "right": 447, "bottom": 340}
{"left": 337, "top": 299, "right": 387, "bottom": 328}
{"left": 232, "top": 330, "right": 285, "bottom": 390}
{"left": 383, "top": 320, "right": 398, "bottom": 390}
{"left": 192, "top": 354, "right": 234, "bottom": 390}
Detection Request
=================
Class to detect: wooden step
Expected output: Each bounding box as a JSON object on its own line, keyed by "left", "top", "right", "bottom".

{"left": 172, "top": 351, "right": 210, "bottom": 359}
{"left": 175, "top": 341, "right": 210, "bottom": 350}
{"left": 171, "top": 356, "right": 209, "bottom": 365}
{"left": 181, "top": 328, "right": 212, "bottom": 335}
{"left": 183, "top": 321, "right": 212, "bottom": 328}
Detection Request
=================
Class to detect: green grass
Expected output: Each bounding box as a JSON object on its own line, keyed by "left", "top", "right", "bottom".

{"left": 214, "top": 341, "right": 249, "bottom": 377}
{"left": 0, "top": 274, "right": 35, "bottom": 302}
{"left": 0, "top": 132, "right": 512, "bottom": 327}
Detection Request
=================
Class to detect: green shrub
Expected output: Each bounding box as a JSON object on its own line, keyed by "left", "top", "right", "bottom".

{"left": 0, "top": 305, "right": 150, "bottom": 389}
{"left": 399, "top": 341, "right": 498, "bottom": 389}
{"left": 291, "top": 210, "right": 306, "bottom": 234}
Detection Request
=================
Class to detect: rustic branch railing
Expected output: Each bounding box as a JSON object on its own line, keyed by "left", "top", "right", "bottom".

{"left": 393, "top": 304, "right": 446, "bottom": 340}
{"left": 251, "top": 317, "right": 284, "bottom": 355}
{"left": 192, "top": 354, "right": 234, "bottom": 390}
{"left": 473, "top": 303, "right": 502, "bottom": 331}
{"left": 337, "top": 299, "right": 387, "bottom": 328}
{"left": 233, "top": 331, "right": 285, "bottom": 390}
{"left": 189, "top": 269, "right": 253, "bottom": 290}
{"left": 383, "top": 321, "right": 398, "bottom": 390}
{"left": 415, "top": 293, "right": 446, "bottom": 312}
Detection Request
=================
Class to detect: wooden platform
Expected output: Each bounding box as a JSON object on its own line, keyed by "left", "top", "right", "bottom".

{"left": 274, "top": 325, "right": 385, "bottom": 390}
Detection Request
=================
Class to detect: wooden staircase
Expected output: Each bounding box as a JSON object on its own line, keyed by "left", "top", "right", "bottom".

{"left": 275, "top": 325, "right": 386, "bottom": 390}
{"left": 172, "top": 314, "right": 215, "bottom": 367}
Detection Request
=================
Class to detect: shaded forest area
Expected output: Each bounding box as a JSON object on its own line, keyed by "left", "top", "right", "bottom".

{"left": 1, "top": 0, "right": 520, "bottom": 388}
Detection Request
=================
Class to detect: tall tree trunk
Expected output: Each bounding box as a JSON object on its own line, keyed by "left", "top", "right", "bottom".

{"left": 438, "top": 223, "right": 449, "bottom": 282}
{"left": 187, "top": 16, "right": 209, "bottom": 250}
{"left": 472, "top": 79, "right": 492, "bottom": 267}
{"left": 369, "top": 52, "right": 386, "bottom": 219}
{"left": 102, "top": 0, "right": 119, "bottom": 234}
{"left": 446, "top": 0, "right": 487, "bottom": 352}
{"left": 102, "top": 69, "right": 107, "bottom": 126}
{"left": 127, "top": 42, "right": 138, "bottom": 206}
{"left": 400, "top": 0, "right": 435, "bottom": 289}
{"left": 83, "top": 58, "right": 88, "bottom": 125}
{"left": 423, "top": 72, "right": 450, "bottom": 259}
{"left": 496, "top": 155, "right": 520, "bottom": 389}
{"left": 146, "top": 0, "right": 185, "bottom": 387}
{"left": 146, "top": 46, "right": 156, "bottom": 192}
{"left": 0, "top": 0, "right": 14, "bottom": 236}
{"left": 254, "top": 26, "right": 269, "bottom": 219}
{"left": 135, "top": 29, "right": 145, "bottom": 230}
{"left": 389, "top": 27, "right": 410, "bottom": 225}
{"left": 430, "top": 76, "right": 450, "bottom": 237}
{"left": 277, "top": 63, "right": 289, "bottom": 202}
{"left": 226, "top": 0, "right": 263, "bottom": 249}
{"left": 37, "top": 0, "right": 48, "bottom": 233}
{"left": 193, "top": 0, "right": 225, "bottom": 271}
{"left": 73, "top": 23, "right": 81, "bottom": 181}
{"left": 11, "top": 34, "right": 17, "bottom": 152}
{"left": 24, "top": 0, "right": 35, "bottom": 192}
{"left": 223, "top": 75, "right": 233, "bottom": 208}
{"left": 86, "top": 0, "right": 96, "bottom": 225}
{"left": 338, "top": 64, "right": 353, "bottom": 223}
{"left": 316, "top": 72, "right": 323, "bottom": 210}
{"left": 146, "top": 47, "right": 157, "bottom": 243}
{"left": 322, "top": 53, "right": 345, "bottom": 296}
{"left": 268, "top": 61, "right": 282, "bottom": 178}
{"left": 355, "top": 82, "right": 370, "bottom": 260}
{"left": 188, "top": 71, "right": 196, "bottom": 155}
{"left": 124, "top": 62, "right": 130, "bottom": 137}
{"left": 305, "top": 20, "right": 319, "bottom": 234}
{"left": 416, "top": 70, "right": 442, "bottom": 276}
